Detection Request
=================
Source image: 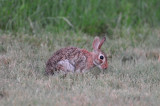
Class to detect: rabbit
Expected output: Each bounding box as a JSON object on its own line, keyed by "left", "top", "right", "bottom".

{"left": 45, "top": 36, "right": 108, "bottom": 75}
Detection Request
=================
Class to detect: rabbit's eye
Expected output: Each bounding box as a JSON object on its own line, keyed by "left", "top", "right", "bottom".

{"left": 100, "top": 55, "right": 104, "bottom": 60}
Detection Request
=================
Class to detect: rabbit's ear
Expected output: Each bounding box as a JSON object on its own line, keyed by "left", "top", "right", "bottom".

{"left": 98, "top": 37, "right": 106, "bottom": 49}
{"left": 92, "top": 37, "right": 100, "bottom": 51}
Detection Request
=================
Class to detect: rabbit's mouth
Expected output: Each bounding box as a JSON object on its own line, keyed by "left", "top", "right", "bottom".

{"left": 100, "top": 62, "right": 108, "bottom": 70}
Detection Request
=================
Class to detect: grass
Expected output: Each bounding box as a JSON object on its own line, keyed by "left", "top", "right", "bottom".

{"left": 0, "top": 28, "right": 160, "bottom": 105}
{"left": 0, "top": 0, "right": 160, "bottom": 35}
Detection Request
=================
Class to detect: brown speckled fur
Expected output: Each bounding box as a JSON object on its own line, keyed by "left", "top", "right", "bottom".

{"left": 46, "top": 47, "right": 93, "bottom": 75}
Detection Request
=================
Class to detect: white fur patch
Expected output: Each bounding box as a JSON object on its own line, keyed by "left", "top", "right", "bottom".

{"left": 58, "top": 60, "right": 75, "bottom": 72}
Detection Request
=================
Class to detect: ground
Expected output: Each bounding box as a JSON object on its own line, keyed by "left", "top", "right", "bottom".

{"left": 0, "top": 29, "right": 160, "bottom": 106}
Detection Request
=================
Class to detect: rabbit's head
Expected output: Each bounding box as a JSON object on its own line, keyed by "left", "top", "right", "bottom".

{"left": 92, "top": 37, "right": 108, "bottom": 70}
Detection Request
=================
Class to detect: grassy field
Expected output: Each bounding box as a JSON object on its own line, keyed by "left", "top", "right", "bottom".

{"left": 0, "top": 0, "right": 160, "bottom": 105}
{"left": 0, "top": 28, "right": 160, "bottom": 105}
